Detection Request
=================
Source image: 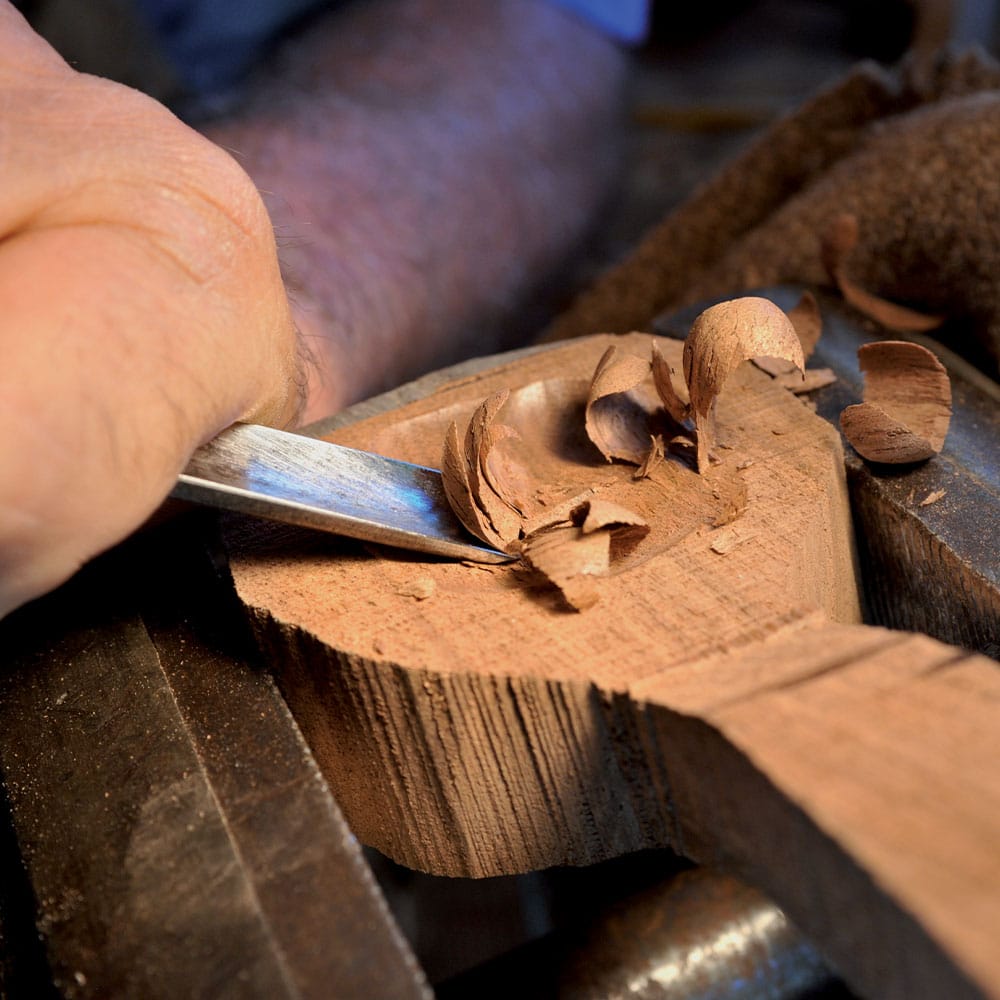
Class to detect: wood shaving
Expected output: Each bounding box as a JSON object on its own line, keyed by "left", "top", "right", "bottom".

{"left": 584, "top": 346, "right": 655, "bottom": 464}
{"left": 753, "top": 292, "right": 820, "bottom": 377}
{"left": 823, "top": 214, "right": 945, "bottom": 332}
{"left": 397, "top": 577, "right": 436, "bottom": 601}
{"left": 839, "top": 340, "right": 952, "bottom": 464}
{"left": 634, "top": 435, "right": 665, "bottom": 479}
{"left": 651, "top": 341, "right": 690, "bottom": 423}
{"left": 442, "top": 421, "right": 499, "bottom": 547}
{"left": 519, "top": 525, "right": 608, "bottom": 611}
{"left": 465, "top": 391, "right": 523, "bottom": 542}
{"left": 919, "top": 489, "right": 947, "bottom": 506}
{"left": 441, "top": 390, "right": 526, "bottom": 549}
{"left": 787, "top": 290, "right": 822, "bottom": 360}
{"left": 776, "top": 368, "right": 837, "bottom": 394}
{"left": 709, "top": 527, "right": 755, "bottom": 555}
{"left": 518, "top": 498, "right": 649, "bottom": 611}
{"left": 578, "top": 498, "right": 649, "bottom": 535}
{"left": 683, "top": 298, "right": 804, "bottom": 472}
{"left": 711, "top": 477, "right": 749, "bottom": 528}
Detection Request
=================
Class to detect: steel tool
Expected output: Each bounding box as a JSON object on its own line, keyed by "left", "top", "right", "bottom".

{"left": 171, "top": 423, "right": 510, "bottom": 564}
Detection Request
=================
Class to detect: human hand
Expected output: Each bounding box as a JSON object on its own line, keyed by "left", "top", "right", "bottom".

{"left": 0, "top": 4, "right": 306, "bottom": 618}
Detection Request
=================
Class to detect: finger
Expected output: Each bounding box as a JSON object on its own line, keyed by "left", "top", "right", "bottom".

{"left": 0, "top": 189, "right": 301, "bottom": 617}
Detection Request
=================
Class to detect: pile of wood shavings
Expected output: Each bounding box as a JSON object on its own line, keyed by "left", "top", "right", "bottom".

{"left": 442, "top": 295, "right": 806, "bottom": 609}
{"left": 441, "top": 294, "right": 952, "bottom": 609}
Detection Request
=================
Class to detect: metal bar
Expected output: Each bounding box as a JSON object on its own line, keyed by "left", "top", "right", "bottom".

{"left": 0, "top": 520, "right": 430, "bottom": 999}
{"left": 436, "top": 867, "right": 842, "bottom": 999}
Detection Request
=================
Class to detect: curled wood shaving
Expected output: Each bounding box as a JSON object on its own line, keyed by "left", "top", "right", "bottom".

{"left": 839, "top": 341, "right": 952, "bottom": 464}
{"left": 823, "top": 214, "right": 944, "bottom": 332}
{"left": 651, "top": 341, "right": 690, "bottom": 424}
{"left": 585, "top": 346, "right": 655, "bottom": 464}
{"left": 466, "top": 391, "right": 523, "bottom": 542}
{"left": 577, "top": 497, "right": 649, "bottom": 535}
{"left": 519, "top": 498, "right": 649, "bottom": 611}
{"left": 520, "top": 526, "right": 607, "bottom": 611}
{"left": 753, "top": 291, "right": 822, "bottom": 377}
{"left": 442, "top": 421, "right": 499, "bottom": 547}
{"left": 441, "top": 390, "right": 525, "bottom": 550}
{"left": 683, "top": 297, "right": 804, "bottom": 472}
{"left": 788, "top": 290, "right": 822, "bottom": 361}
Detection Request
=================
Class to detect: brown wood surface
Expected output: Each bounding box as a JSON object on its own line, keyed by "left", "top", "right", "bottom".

{"left": 224, "top": 334, "right": 1000, "bottom": 1000}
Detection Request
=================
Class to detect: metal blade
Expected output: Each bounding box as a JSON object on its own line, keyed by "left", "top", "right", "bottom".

{"left": 172, "top": 423, "right": 510, "bottom": 564}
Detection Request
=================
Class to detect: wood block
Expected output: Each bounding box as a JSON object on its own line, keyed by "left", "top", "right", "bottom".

{"left": 224, "top": 334, "right": 1000, "bottom": 1000}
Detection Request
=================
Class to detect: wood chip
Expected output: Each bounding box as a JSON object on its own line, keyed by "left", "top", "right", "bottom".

{"left": 711, "top": 476, "right": 749, "bottom": 528}
{"left": 584, "top": 345, "right": 655, "bottom": 464}
{"left": 578, "top": 498, "right": 649, "bottom": 535}
{"left": 519, "top": 525, "right": 608, "bottom": 611}
{"left": 919, "top": 489, "right": 946, "bottom": 506}
{"left": 787, "top": 290, "right": 822, "bottom": 360}
{"left": 634, "top": 435, "right": 665, "bottom": 479}
{"left": 397, "top": 578, "right": 436, "bottom": 601}
{"left": 823, "top": 214, "right": 945, "bottom": 332}
{"left": 518, "top": 497, "right": 650, "bottom": 610}
{"left": 840, "top": 340, "right": 952, "bottom": 464}
{"left": 651, "top": 340, "right": 690, "bottom": 424}
{"left": 684, "top": 298, "right": 804, "bottom": 473}
{"left": 709, "top": 527, "right": 755, "bottom": 555}
{"left": 440, "top": 390, "right": 527, "bottom": 549}
{"left": 776, "top": 368, "right": 837, "bottom": 394}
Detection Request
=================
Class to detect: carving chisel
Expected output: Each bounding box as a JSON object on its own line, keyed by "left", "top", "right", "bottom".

{"left": 171, "top": 423, "right": 510, "bottom": 563}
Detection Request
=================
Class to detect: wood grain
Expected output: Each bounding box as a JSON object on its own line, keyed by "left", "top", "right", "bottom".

{"left": 224, "top": 335, "right": 999, "bottom": 1000}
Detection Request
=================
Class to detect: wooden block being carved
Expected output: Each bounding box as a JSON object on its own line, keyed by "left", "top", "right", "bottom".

{"left": 224, "top": 335, "right": 1000, "bottom": 1000}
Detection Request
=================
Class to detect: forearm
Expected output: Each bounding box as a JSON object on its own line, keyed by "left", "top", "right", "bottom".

{"left": 202, "top": 0, "right": 629, "bottom": 419}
